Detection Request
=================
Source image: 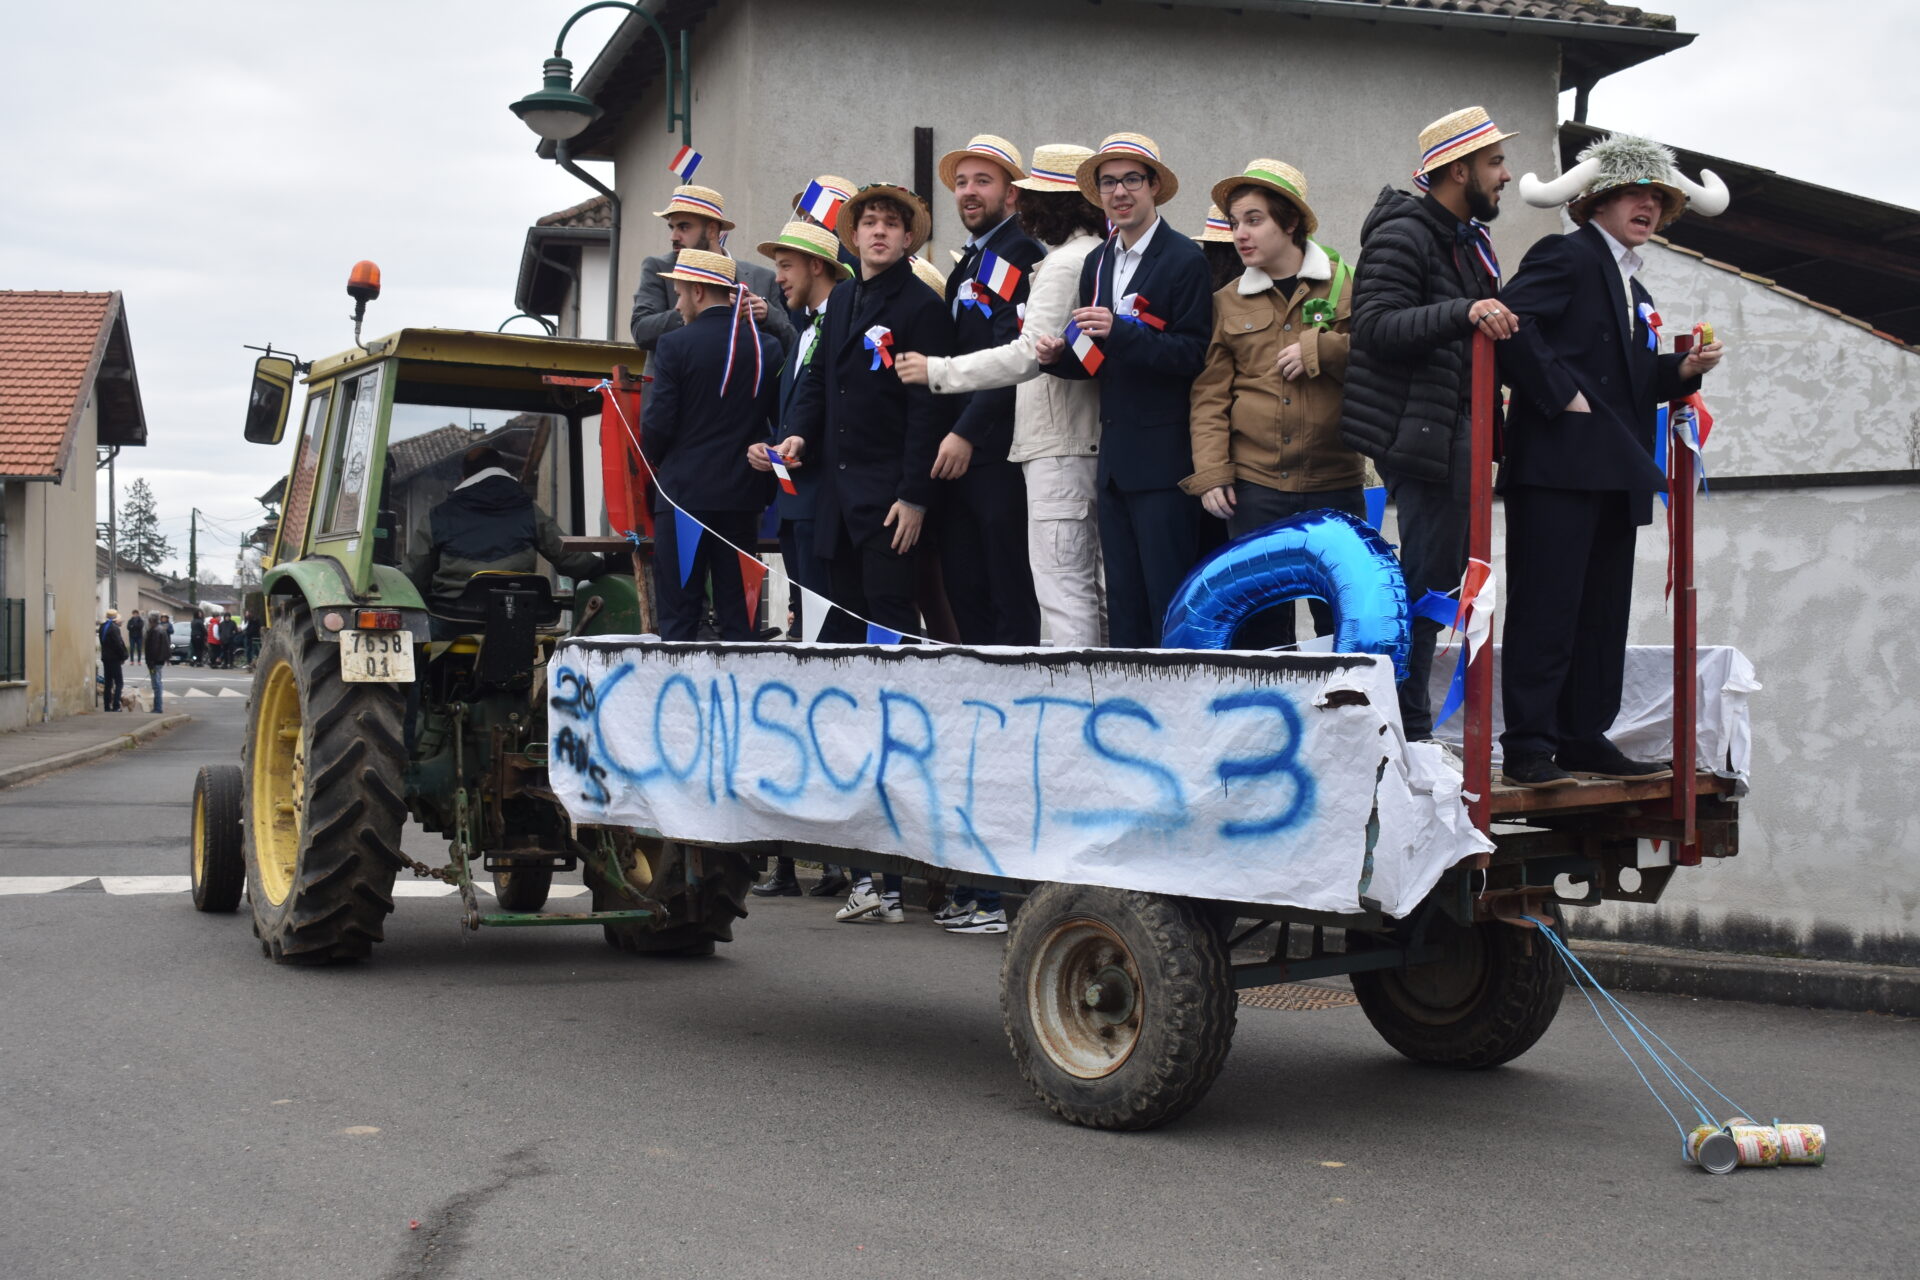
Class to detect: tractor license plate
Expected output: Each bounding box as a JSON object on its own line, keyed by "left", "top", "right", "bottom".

{"left": 339, "top": 629, "right": 415, "bottom": 683}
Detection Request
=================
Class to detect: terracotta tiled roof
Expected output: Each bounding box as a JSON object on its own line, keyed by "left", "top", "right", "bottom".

{"left": 536, "top": 195, "right": 613, "bottom": 229}
{"left": 1371, "top": 1, "right": 1677, "bottom": 30}
{"left": 0, "top": 291, "right": 120, "bottom": 479}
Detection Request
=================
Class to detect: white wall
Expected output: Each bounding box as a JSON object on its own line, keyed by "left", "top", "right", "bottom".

{"left": 607, "top": 0, "right": 1566, "bottom": 312}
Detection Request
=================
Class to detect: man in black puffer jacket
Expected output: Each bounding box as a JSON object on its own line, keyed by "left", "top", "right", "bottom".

{"left": 1340, "top": 106, "right": 1521, "bottom": 743}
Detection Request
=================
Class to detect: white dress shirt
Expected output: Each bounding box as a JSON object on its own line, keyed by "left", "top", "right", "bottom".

{"left": 1112, "top": 215, "right": 1162, "bottom": 302}
{"left": 1592, "top": 223, "right": 1644, "bottom": 325}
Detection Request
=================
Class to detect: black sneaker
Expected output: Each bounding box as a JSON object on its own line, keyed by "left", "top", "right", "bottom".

{"left": 750, "top": 876, "right": 802, "bottom": 898}
{"left": 1501, "top": 754, "right": 1579, "bottom": 790}
{"left": 1557, "top": 738, "right": 1673, "bottom": 781}
{"left": 808, "top": 873, "right": 852, "bottom": 898}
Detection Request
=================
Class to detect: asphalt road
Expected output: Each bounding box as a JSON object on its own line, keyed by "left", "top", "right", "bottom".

{"left": 1, "top": 672, "right": 1914, "bottom": 1279}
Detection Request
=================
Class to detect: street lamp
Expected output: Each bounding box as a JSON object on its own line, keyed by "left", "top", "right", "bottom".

{"left": 508, "top": 2, "right": 695, "bottom": 342}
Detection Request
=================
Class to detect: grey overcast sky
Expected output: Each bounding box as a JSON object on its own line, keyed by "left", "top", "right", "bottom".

{"left": 1, "top": 0, "right": 1912, "bottom": 579}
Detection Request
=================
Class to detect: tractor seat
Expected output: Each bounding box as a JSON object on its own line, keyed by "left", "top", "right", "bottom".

{"left": 429, "top": 572, "right": 566, "bottom": 630}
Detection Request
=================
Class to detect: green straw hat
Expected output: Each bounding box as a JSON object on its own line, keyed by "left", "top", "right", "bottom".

{"left": 757, "top": 220, "right": 854, "bottom": 279}
{"left": 1211, "top": 159, "right": 1319, "bottom": 236}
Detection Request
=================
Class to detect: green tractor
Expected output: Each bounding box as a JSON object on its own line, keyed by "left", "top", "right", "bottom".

{"left": 190, "top": 271, "right": 755, "bottom": 962}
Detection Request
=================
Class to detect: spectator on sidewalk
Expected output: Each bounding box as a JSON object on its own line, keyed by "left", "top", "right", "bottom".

{"left": 142, "top": 613, "right": 171, "bottom": 712}
{"left": 243, "top": 609, "right": 261, "bottom": 667}
{"left": 126, "top": 610, "right": 144, "bottom": 659}
{"left": 206, "top": 609, "right": 224, "bottom": 669}
{"left": 189, "top": 610, "right": 207, "bottom": 667}
{"left": 98, "top": 610, "right": 127, "bottom": 711}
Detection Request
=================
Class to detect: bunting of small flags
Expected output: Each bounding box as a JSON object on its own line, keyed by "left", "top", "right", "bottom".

{"left": 737, "top": 551, "right": 767, "bottom": 625}
{"left": 798, "top": 585, "right": 833, "bottom": 644}
{"left": 668, "top": 146, "right": 703, "bottom": 181}
{"left": 798, "top": 178, "right": 850, "bottom": 230}
{"left": 976, "top": 250, "right": 1023, "bottom": 301}
{"left": 865, "top": 622, "right": 904, "bottom": 645}
{"left": 1364, "top": 485, "right": 1388, "bottom": 533}
{"left": 673, "top": 508, "right": 703, "bottom": 587}
{"left": 1065, "top": 320, "right": 1104, "bottom": 374}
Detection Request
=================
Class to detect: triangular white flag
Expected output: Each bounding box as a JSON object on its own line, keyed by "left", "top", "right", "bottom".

{"left": 798, "top": 585, "right": 834, "bottom": 644}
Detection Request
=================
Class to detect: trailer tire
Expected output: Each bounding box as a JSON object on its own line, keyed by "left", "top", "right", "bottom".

{"left": 587, "top": 837, "right": 749, "bottom": 958}
{"left": 242, "top": 604, "right": 406, "bottom": 964}
{"left": 1001, "top": 883, "right": 1236, "bottom": 1131}
{"left": 491, "top": 867, "right": 553, "bottom": 913}
{"left": 1349, "top": 911, "right": 1565, "bottom": 1069}
{"left": 190, "top": 764, "right": 247, "bottom": 913}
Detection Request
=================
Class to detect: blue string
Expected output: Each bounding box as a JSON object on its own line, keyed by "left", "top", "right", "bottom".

{"left": 1525, "top": 917, "right": 1733, "bottom": 1131}
{"left": 1555, "top": 935, "right": 1691, "bottom": 1137}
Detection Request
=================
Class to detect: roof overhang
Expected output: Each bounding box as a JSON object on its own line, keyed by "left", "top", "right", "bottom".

{"left": 514, "top": 224, "right": 612, "bottom": 318}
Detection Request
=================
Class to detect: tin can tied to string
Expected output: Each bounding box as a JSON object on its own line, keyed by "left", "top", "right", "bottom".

{"left": 1776, "top": 1122, "right": 1827, "bottom": 1166}
{"left": 1684, "top": 1125, "right": 1740, "bottom": 1176}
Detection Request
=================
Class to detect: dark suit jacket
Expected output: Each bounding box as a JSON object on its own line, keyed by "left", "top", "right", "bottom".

{"left": 631, "top": 254, "right": 796, "bottom": 354}
{"left": 786, "top": 256, "right": 956, "bottom": 554}
{"left": 641, "top": 306, "right": 781, "bottom": 513}
{"left": 770, "top": 305, "right": 827, "bottom": 521}
{"left": 945, "top": 217, "right": 1047, "bottom": 464}
{"left": 1043, "top": 220, "right": 1213, "bottom": 492}
{"left": 1498, "top": 223, "right": 1701, "bottom": 525}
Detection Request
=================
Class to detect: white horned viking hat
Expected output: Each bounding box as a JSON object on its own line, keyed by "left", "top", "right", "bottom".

{"left": 1519, "top": 133, "right": 1730, "bottom": 229}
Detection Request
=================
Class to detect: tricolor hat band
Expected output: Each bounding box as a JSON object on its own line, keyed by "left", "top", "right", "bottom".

{"left": 971, "top": 142, "right": 1018, "bottom": 168}
{"left": 820, "top": 184, "right": 852, "bottom": 201}
{"left": 1421, "top": 119, "right": 1503, "bottom": 168}
{"left": 673, "top": 264, "right": 736, "bottom": 286}
{"left": 1102, "top": 140, "right": 1157, "bottom": 160}
{"left": 1243, "top": 168, "right": 1305, "bottom": 200}
{"left": 1205, "top": 216, "right": 1231, "bottom": 232}
{"left": 1029, "top": 166, "right": 1077, "bottom": 184}
{"left": 674, "top": 194, "right": 725, "bottom": 218}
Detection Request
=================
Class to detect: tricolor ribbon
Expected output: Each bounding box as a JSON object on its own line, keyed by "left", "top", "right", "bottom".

{"left": 1414, "top": 559, "right": 1497, "bottom": 728}
{"left": 1015, "top": 302, "right": 1027, "bottom": 333}
{"left": 1469, "top": 221, "right": 1501, "bottom": 287}
{"left": 865, "top": 324, "right": 895, "bottom": 370}
{"left": 1116, "top": 292, "right": 1166, "bottom": 331}
{"left": 1639, "top": 301, "right": 1662, "bottom": 352}
{"left": 719, "top": 284, "right": 764, "bottom": 397}
{"left": 956, "top": 278, "right": 993, "bottom": 318}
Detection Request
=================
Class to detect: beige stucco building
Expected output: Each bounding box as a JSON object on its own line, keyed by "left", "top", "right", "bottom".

{"left": 0, "top": 292, "right": 149, "bottom": 731}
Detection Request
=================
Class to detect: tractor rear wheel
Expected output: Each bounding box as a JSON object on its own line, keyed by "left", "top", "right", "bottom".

{"left": 241, "top": 603, "right": 408, "bottom": 964}
{"left": 190, "top": 764, "right": 246, "bottom": 913}
{"left": 586, "top": 835, "right": 751, "bottom": 958}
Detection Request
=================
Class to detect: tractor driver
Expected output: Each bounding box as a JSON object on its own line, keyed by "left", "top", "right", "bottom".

{"left": 404, "top": 446, "right": 602, "bottom": 641}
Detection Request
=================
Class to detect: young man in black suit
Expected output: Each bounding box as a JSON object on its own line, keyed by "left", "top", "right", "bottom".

{"left": 770, "top": 184, "right": 955, "bottom": 643}
{"left": 1498, "top": 133, "right": 1728, "bottom": 788}
{"left": 641, "top": 248, "right": 782, "bottom": 642}
{"left": 1036, "top": 132, "right": 1212, "bottom": 648}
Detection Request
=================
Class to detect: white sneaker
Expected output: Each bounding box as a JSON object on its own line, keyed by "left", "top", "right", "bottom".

{"left": 933, "top": 899, "right": 975, "bottom": 927}
{"left": 835, "top": 887, "right": 883, "bottom": 922}
{"left": 1415, "top": 738, "right": 1466, "bottom": 775}
{"left": 873, "top": 898, "right": 905, "bottom": 924}
{"left": 945, "top": 908, "right": 1008, "bottom": 935}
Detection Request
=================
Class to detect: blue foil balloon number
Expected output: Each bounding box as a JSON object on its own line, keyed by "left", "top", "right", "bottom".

{"left": 1160, "top": 508, "right": 1412, "bottom": 680}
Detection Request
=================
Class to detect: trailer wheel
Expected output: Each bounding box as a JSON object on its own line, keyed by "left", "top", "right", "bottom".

{"left": 1001, "top": 883, "right": 1236, "bottom": 1131}
{"left": 1349, "top": 911, "right": 1565, "bottom": 1069}
{"left": 241, "top": 604, "right": 406, "bottom": 964}
{"left": 190, "top": 764, "right": 246, "bottom": 913}
{"left": 587, "top": 836, "right": 750, "bottom": 958}
{"left": 491, "top": 867, "right": 553, "bottom": 913}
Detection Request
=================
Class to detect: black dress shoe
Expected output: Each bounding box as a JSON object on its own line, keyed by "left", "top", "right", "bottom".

{"left": 750, "top": 877, "right": 802, "bottom": 898}
{"left": 809, "top": 873, "right": 851, "bottom": 898}
{"left": 1557, "top": 738, "right": 1673, "bottom": 780}
{"left": 1501, "top": 754, "right": 1579, "bottom": 790}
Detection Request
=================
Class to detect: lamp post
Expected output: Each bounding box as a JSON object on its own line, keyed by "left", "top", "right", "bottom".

{"left": 509, "top": 2, "right": 693, "bottom": 343}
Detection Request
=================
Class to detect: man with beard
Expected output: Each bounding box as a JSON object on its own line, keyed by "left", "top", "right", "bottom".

{"left": 1339, "top": 106, "right": 1521, "bottom": 748}
{"left": 629, "top": 184, "right": 795, "bottom": 354}
{"left": 916, "top": 134, "right": 1045, "bottom": 646}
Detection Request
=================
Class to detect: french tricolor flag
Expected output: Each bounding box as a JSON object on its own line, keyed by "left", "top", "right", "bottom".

{"left": 1065, "top": 321, "right": 1104, "bottom": 375}
{"left": 799, "top": 179, "right": 850, "bottom": 230}
{"left": 668, "top": 145, "right": 703, "bottom": 181}
{"left": 976, "top": 250, "right": 1024, "bottom": 301}
{"left": 770, "top": 453, "right": 799, "bottom": 496}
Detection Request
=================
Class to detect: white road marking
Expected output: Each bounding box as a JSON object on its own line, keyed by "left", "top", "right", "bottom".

{"left": 220, "top": 688, "right": 245, "bottom": 698}
{"left": 0, "top": 876, "right": 94, "bottom": 894}
{"left": 0, "top": 876, "right": 593, "bottom": 898}
{"left": 101, "top": 875, "right": 193, "bottom": 894}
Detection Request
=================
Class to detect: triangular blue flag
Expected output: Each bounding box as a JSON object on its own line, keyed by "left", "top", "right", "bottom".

{"left": 673, "top": 508, "right": 702, "bottom": 587}
{"left": 1364, "top": 485, "right": 1387, "bottom": 532}
{"left": 865, "top": 622, "right": 902, "bottom": 645}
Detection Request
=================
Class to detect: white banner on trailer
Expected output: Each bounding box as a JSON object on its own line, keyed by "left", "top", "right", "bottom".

{"left": 547, "top": 643, "right": 1491, "bottom": 916}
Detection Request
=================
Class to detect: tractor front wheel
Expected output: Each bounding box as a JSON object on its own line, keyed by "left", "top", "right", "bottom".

{"left": 241, "top": 604, "right": 408, "bottom": 964}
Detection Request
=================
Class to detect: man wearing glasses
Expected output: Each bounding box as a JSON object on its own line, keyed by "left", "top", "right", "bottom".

{"left": 1037, "top": 132, "right": 1211, "bottom": 648}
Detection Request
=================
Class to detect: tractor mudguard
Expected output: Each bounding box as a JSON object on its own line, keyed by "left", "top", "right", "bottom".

{"left": 263, "top": 559, "right": 430, "bottom": 643}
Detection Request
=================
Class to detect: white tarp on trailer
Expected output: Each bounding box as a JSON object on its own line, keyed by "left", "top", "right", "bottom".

{"left": 547, "top": 642, "right": 1493, "bottom": 916}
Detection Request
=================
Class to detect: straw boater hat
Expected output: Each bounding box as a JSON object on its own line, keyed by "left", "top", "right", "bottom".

{"left": 907, "top": 254, "right": 949, "bottom": 297}
{"left": 836, "top": 183, "right": 933, "bottom": 254}
{"left": 1074, "top": 132, "right": 1180, "bottom": 206}
{"left": 1414, "top": 106, "right": 1517, "bottom": 185}
{"left": 1014, "top": 143, "right": 1094, "bottom": 193}
{"left": 1195, "top": 204, "right": 1234, "bottom": 244}
{"left": 938, "top": 135, "right": 1025, "bottom": 189}
{"left": 656, "top": 248, "right": 741, "bottom": 290}
{"left": 1519, "top": 132, "right": 1730, "bottom": 230}
{"left": 1211, "top": 160, "right": 1320, "bottom": 235}
{"left": 653, "top": 184, "right": 737, "bottom": 232}
{"left": 757, "top": 220, "right": 854, "bottom": 279}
